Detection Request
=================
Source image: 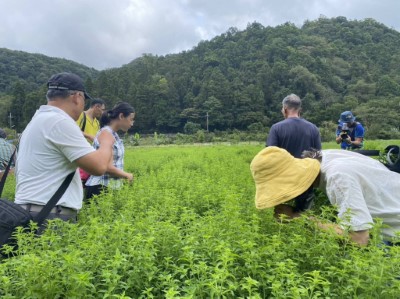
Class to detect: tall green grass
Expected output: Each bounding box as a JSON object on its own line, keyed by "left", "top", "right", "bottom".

{"left": 323, "top": 139, "right": 400, "bottom": 150}
{"left": 1, "top": 144, "right": 399, "bottom": 298}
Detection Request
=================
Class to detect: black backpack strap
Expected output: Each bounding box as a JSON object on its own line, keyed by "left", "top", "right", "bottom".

{"left": 0, "top": 147, "right": 17, "bottom": 197}
{"left": 33, "top": 171, "right": 76, "bottom": 225}
{"left": 80, "top": 112, "right": 87, "bottom": 132}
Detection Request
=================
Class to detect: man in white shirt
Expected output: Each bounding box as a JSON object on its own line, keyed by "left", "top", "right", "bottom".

{"left": 250, "top": 146, "right": 400, "bottom": 246}
{"left": 15, "top": 72, "right": 114, "bottom": 227}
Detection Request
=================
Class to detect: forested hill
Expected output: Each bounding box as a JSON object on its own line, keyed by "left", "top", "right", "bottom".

{"left": 1, "top": 16, "right": 400, "bottom": 137}
{"left": 91, "top": 17, "right": 400, "bottom": 136}
{"left": 0, "top": 48, "right": 98, "bottom": 93}
{"left": 0, "top": 48, "right": 98, "bottom": 130}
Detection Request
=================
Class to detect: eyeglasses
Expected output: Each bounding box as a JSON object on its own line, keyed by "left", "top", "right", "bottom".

{"left": 69, "top": 91, "right": 85, "bottom": 101}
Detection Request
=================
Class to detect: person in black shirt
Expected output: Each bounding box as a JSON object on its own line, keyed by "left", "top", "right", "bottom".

{"left": 267, "top": 94, "right": 321, "bottom": 158}
{"left": 266, "top": 93, "right": 321, "bottom": 211}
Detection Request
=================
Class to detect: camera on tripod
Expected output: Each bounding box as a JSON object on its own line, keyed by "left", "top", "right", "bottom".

{"left": 339, "top": 123, "right": 350, "bottom": 139}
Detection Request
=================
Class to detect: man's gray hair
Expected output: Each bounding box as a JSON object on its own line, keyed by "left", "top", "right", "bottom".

{"left": 282, "top": 94, "right": 302, "bottom": 110}
{"left": 301, "top": 149, "right": 323, "bottom": 161}
{"left": 46, "top": 89, "right": 79, "bottom": 101}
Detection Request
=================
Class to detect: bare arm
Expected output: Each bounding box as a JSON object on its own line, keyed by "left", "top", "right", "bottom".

{"left": 337, "top": 135, "right": 363, "bottom": 147}
{"left": 106, "top": 160, "right": 133, "bottom": 183}
{"left": 314, "top": 220, "right": 369, "bottom": 246}
{"left": 274, "top": 204, "right": 370, "bottom": 246}
{"left": 75, "top": 130, "right": 114, "bottom": 176}
{"left": 82, "top": 132, "right": 95, "bottom": 143}
{"left": 349, "top": 137, "right": 363, "bottom": 147}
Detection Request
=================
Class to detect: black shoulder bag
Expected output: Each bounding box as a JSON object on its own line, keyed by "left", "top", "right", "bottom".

{"left": 0, "top": 149, "right": 75, "bottom": 249}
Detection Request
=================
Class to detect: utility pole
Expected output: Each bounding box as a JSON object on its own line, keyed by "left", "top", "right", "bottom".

{"left": 206, "top": 112, "right": 209, "bottom": 132}
{"left": 8, "top": 112, "right": 16, "bottom": 139}
{"left": 8, "top": 112, "right": 12, "bottom": 129}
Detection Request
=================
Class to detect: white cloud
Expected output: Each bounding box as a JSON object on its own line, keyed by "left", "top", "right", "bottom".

{"left": 0, "top": 0, "right": 399, "bottom": 70}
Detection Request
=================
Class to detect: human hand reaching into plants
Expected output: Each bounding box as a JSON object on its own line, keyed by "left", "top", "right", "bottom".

{"left": 274, "top": 204, "right": 301, "bottom": 220}
{"left": 124, "top": 172, "right": 134, "bottom": 184}
{"left": 105, "top": 159, "right": 133, "bottom": 184}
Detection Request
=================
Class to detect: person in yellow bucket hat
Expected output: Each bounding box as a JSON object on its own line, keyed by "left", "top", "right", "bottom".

{"left": 250, "top": 146, "right": 400, "bottom": 246}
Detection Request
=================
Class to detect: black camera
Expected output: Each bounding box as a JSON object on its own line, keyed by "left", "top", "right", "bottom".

{"left": 339, "top": 123, "right": 350, "bottom": 139}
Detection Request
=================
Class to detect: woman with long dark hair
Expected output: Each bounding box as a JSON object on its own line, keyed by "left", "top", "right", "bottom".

{"left": 85, "top": 102, "right": 135, "bottom": 200}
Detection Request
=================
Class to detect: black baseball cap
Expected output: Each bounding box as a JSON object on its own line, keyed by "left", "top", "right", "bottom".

{"left": 47, "top": 72, "right": 92, "bottom": 100}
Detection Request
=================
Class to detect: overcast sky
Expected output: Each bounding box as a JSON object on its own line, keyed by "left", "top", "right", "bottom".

{"left": 1, "top": 0, "right": 399, "bottom": 70}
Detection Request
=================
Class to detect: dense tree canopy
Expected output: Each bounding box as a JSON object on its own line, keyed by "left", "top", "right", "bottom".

{"left": 1, "top": 17, "right": 400, "bottom": 138}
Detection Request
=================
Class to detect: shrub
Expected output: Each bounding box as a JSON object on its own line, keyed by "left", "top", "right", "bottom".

{"left": 319, "top": 121, "right": 338, "bottom": 142}
{"left": 247, "top": 122, "right": 265, "bottom": 132}
{"left": 184, "top": 122, "right": 202, "bottom": 134}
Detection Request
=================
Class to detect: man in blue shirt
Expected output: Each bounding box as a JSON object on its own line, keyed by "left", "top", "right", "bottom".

{"left": 335, "top": 111, "right": 364, "bottom": 150}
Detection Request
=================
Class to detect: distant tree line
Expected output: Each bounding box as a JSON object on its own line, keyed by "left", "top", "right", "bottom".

{"left": 1, "top": 16, "right": 400, "bottom": 139}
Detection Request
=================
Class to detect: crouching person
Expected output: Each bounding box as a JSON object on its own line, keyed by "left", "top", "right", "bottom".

{"left": 250, "top": 146, "right": 400, "bottom": 246}
{"left": 14, "top": 72, "right": 114, "bottom": 233}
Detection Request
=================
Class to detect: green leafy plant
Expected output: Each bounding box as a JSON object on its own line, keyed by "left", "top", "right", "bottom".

{"left": 1, "top": 144, "right": 400, "bottom": 297}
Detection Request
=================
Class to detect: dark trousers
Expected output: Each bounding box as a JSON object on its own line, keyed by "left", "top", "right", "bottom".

{"left": 383, "top": 240, "right": 400, "bottom": 246}
{"left": 28, "top": 210, "right": 77, "bottom": 235}
{"left": 293, "top": 187, "right": 315, "bottom": 212}
{"left": 85, "top": 185, "right": 108, "bottom": 201}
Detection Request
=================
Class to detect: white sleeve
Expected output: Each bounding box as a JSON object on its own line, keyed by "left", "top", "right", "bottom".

{"left": 325, "top": 173, "right": 374, "bottom": 231}
{"left": 47, "top": 118, "right": 95, "bottom": 162}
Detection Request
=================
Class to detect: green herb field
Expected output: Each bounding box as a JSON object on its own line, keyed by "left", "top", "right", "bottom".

{"left": 1, "top": 144, "right": 400, "bottom": 298}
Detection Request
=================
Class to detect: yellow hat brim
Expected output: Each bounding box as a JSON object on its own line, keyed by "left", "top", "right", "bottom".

{"left": 250, "top": 147, "right": 320, "bottom": 209}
